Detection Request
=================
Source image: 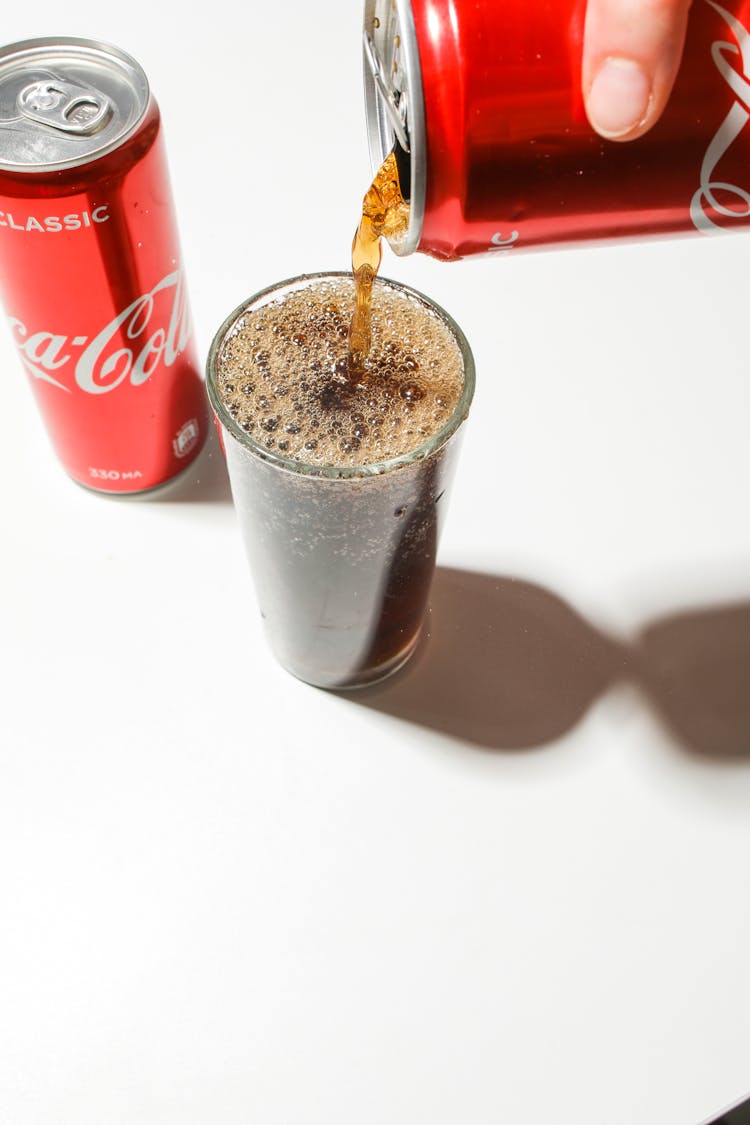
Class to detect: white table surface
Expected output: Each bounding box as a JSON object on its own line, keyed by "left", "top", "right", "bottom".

{"left": 1, "top": 3, "right": 749, "bottom": 1123}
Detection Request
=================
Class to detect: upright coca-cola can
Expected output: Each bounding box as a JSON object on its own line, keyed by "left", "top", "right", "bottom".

{"left": 363, "top": 0, "right": 750, "bottom": 259}
{"left": 0, "top": 37, "right": 207, "bottom": 493}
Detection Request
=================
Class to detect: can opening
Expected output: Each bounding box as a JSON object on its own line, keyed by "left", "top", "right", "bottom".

{"left": 393, "top": 138, "right": 411, "bottom": 202}
{"left": 363, "top": 0, "right": 424, "bottom": 256}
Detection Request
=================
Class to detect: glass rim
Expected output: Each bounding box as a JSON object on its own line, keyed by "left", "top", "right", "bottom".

{"left": 205, "top": 271, "right": 475, "bottom": 480}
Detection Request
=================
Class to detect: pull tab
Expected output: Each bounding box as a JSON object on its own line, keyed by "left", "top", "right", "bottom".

{"left": 16, "top": 79, "right": 112, "bottom": 136}
{"left": 363, "top": 30, "right": 410, "bottom": 153}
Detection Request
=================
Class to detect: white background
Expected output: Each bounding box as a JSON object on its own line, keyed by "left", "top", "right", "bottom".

{"left": 1, "top": 2, "right": 750, "bottom": 1123}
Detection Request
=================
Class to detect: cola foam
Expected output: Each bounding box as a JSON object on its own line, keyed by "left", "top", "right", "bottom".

{"left": 216, "top": 277, "right": 465, "bottom": 468}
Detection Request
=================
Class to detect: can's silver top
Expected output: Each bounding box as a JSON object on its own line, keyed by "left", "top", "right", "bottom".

{"left": 0, "top": 37, "right": 149, "bottom": 173}
{"left": 363, "top": 0, "right": 424, "bottom": 255}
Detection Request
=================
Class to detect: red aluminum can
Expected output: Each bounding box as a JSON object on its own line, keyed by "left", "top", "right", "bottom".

{"left": 0, "top": 37, "right": 207, "bottom": 493}
{"left": 363, "top": 0, "right": 750, "bottom": 259}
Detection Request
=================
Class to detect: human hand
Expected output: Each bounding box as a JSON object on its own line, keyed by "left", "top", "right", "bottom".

{"left": 583, "top": 0, "right": 693, "bottom": 140}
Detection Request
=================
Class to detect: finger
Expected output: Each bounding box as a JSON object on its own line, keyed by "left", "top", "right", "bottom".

{"left": 583, "top": 0, "right": 692, "bottom": 141}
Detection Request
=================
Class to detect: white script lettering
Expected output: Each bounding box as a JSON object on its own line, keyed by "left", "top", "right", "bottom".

{"left": 692, "top": 1, "right": 750, "bottom": 232}
{"left": 8, "top": 270, "right": 192, "bottom": 396}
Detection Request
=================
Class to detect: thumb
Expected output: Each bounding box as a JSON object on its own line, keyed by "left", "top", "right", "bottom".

{"left": 583, "top": 0, "right": 692, "bottom": 141}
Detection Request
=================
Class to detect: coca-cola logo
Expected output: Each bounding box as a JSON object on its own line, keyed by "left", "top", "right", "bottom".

{"left": 691, "top": 0, "right": 750, "bottom": 232}
{"left": 7, "top": 269, "right": 192, "bottom": 395}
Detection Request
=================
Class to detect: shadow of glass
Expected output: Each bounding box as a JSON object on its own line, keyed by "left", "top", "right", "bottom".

{"left": 356, "top": 567, "right": 750, "bottom": 759}
{"left": 637, "top": 601, "right": 750, "bottom": 759}
{"left": 356, "top": 567, "right": 631, "bottom": 750}
{"left": 701, "top": 1090, "right": 750, "bottom": 1124}
{"left": 148, "top": 420, "right": 233, "bottom": 504}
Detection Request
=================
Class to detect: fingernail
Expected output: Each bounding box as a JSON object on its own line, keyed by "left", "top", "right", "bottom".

{"left": 587, "top": 57, "right": 652, "bottom": 138}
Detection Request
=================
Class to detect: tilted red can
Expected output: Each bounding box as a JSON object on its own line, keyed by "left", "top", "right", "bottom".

{"left": 363, "top": 0, "right": 750, "bottom": 259}
{"left": 0, "top": 37, "right": 207, "bottom": 493}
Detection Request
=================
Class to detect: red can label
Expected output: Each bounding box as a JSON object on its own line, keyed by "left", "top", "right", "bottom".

{"left": 393, "top": 0, "right": 750, "bottom": 257}
{"left": 0, "top": 42, "right": 207, "bottom": 494}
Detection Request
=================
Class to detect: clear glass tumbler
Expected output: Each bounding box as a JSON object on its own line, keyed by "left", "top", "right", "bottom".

{"left": 206, "top": 272, "right": 475, "bottom": 689}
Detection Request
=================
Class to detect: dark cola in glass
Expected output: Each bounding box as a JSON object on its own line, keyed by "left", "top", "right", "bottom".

{"left": 207, "top": 272, "right": 474, "bottom": 689}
